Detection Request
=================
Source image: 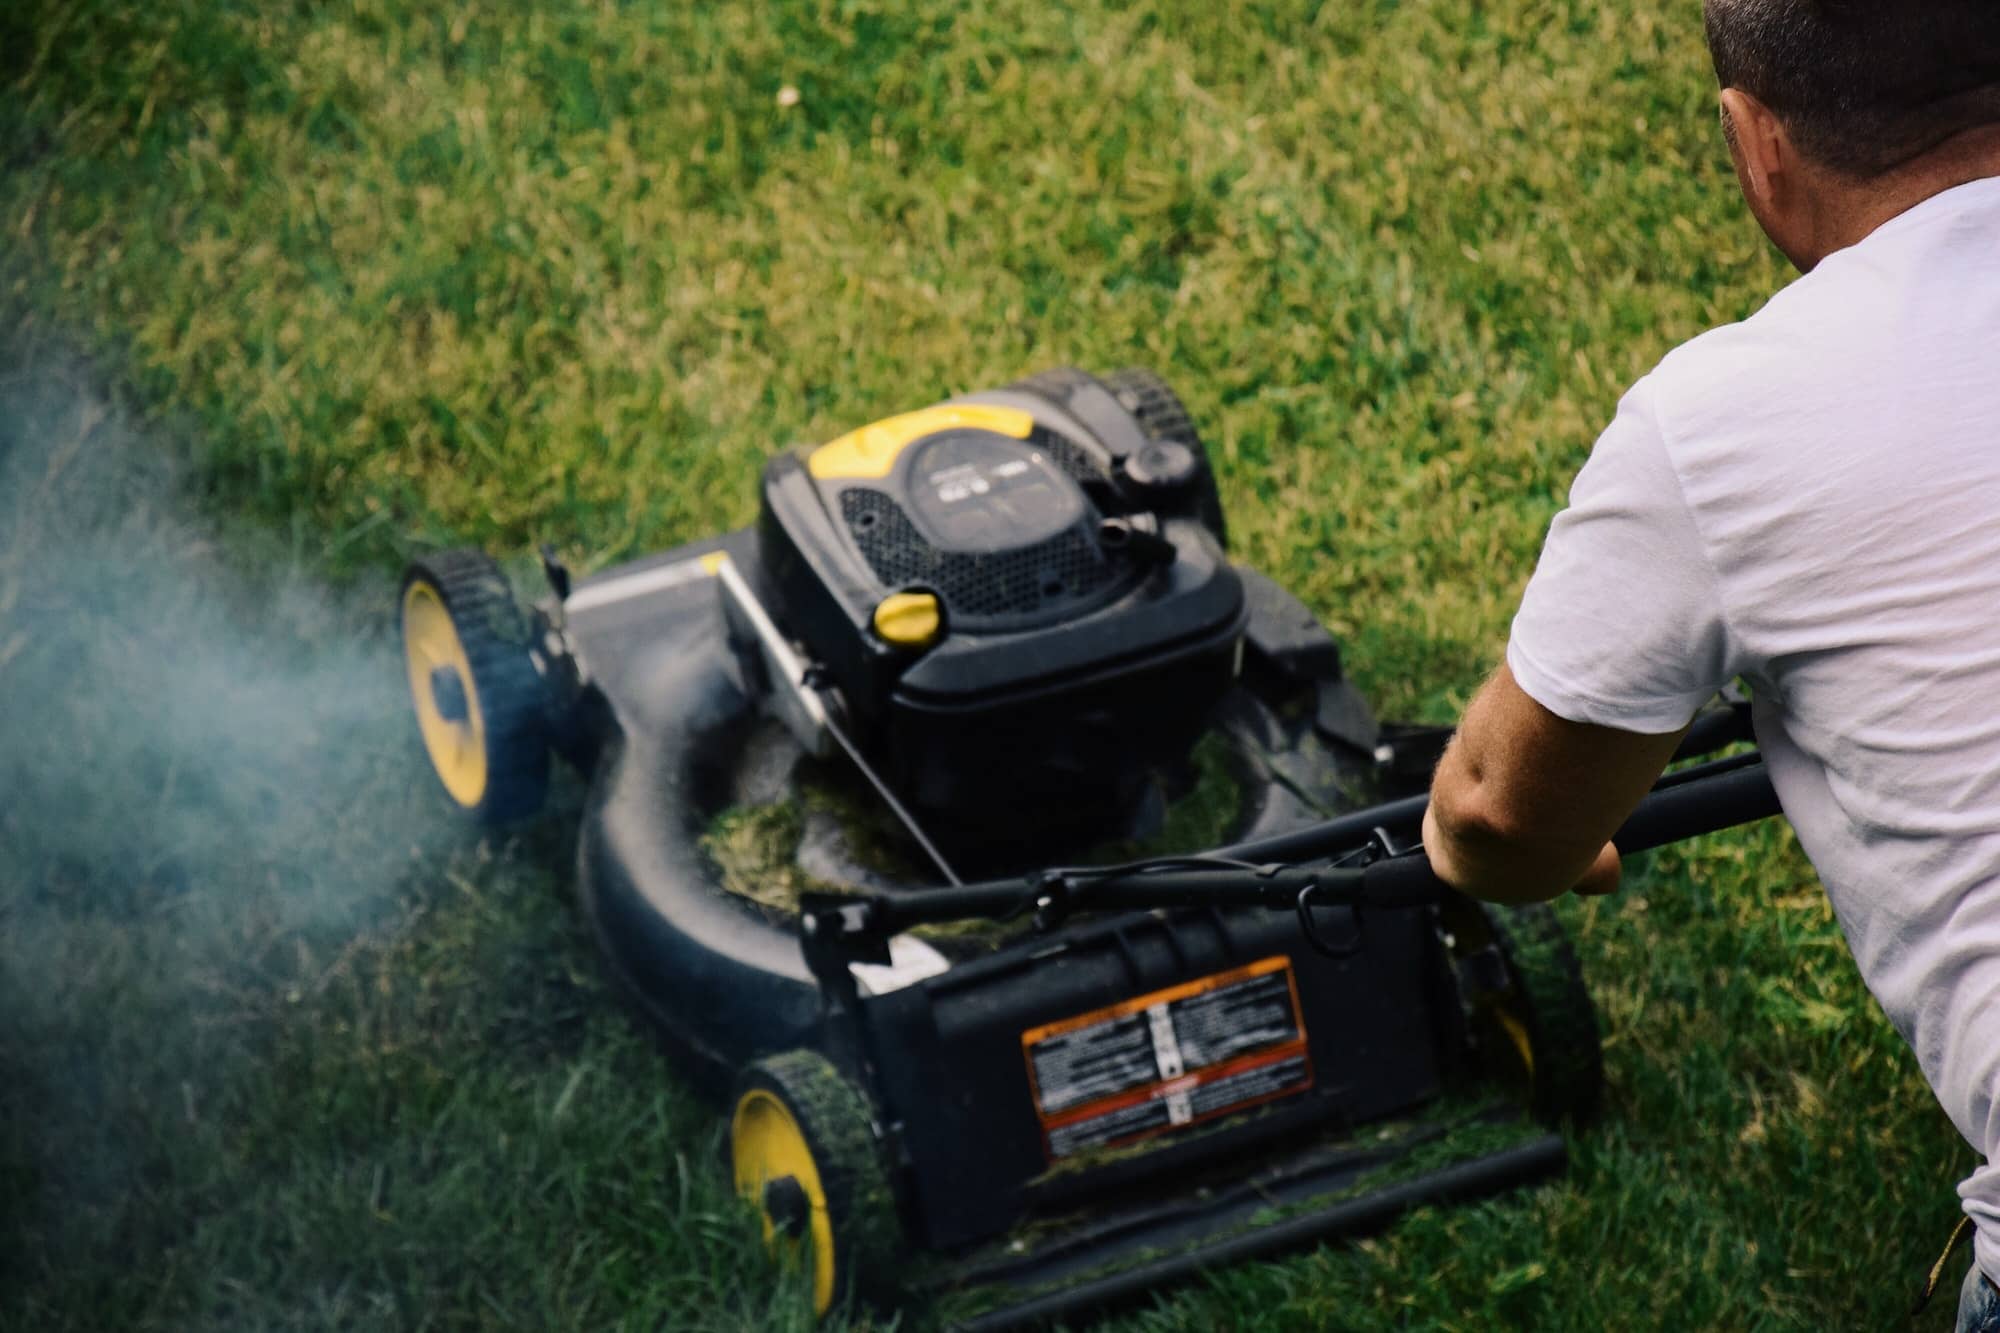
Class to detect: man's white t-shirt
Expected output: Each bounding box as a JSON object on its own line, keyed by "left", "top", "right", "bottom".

{"left": 1508, "top": 175, "right": 2000, "bottom": 1281}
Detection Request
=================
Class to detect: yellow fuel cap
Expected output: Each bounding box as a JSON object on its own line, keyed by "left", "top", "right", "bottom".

{"left": 873, "top": 591, "right": 942, "bottom": 648}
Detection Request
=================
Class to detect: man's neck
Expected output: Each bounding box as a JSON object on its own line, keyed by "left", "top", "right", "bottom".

{"left": 1806, "top": 125, "right": 2000, "bottom": 266}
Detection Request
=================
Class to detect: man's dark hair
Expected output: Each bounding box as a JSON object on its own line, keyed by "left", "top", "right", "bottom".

{"left": 1704, "top": 0, "right": 2000, "bottom": 177}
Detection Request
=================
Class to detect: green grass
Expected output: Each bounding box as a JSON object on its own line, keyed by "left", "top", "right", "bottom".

{"left": 0, "top": 1, "right": 1977, "bottom": 1329}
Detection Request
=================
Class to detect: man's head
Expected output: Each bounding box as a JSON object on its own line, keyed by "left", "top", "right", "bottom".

{"left": 1702, "top": 0, "right": 2000, "bottom": 269}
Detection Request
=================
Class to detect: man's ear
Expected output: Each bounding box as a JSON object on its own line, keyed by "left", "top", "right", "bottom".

{"left": 1719, "top": 87, "right": 1792, "bottom": 211}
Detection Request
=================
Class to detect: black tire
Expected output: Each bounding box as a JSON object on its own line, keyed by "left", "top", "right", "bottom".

{"left": 730, "top": 1050, "right": 901, "bottom": 1316}
{"left": 399, "top": 549, "right": 549, "bottom": 824}
{"left": 1446, "top": 899, "right": 1603, "bottom": 1126}
{"left": 1101, "top": 366, "right": 1230, "bottom": 548}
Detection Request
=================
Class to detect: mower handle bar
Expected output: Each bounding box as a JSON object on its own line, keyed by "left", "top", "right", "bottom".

{"left": 1204, "top": 746, "right": 1766, "bottom": 870}
{"left": 1344, "top": 753, "right": 1781, "bottom": 908}
{"left": 824, "top": 750, "right": 1782, "bottom": 938}
{"left": 1206, "top": 698, "right": 1756, "bottom": 867}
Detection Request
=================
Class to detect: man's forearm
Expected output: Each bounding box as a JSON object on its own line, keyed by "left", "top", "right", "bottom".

{"left": 1422, "top": 770, "right": 1611, "bottom": 904}
{"left": 1421, "top": 663, "right": 1685, "bottom": 905}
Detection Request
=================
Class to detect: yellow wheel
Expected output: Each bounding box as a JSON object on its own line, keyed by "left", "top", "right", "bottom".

{"left": 1444, "top": 899, "right": 1603, "bottom": 1126}
{"left": 731, "top": 1051, "right": 899, "bottom": 1317}
{"left": 400, "top": 550, "right": 549, "bottom": 823}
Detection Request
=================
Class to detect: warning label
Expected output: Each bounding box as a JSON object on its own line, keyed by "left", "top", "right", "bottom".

{"left": 1021, "top": 956, "right": 1312, "bottom": 1161}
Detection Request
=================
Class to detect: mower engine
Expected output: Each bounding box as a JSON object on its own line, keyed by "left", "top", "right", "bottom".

{"left": 751, "top": 368, "right": 1244, "bottom": 845}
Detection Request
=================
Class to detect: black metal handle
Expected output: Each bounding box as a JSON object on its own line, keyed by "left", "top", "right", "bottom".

{"left": 1357, "top": 758, "right": 1782, "bottom": 904}
{"left": 799, "top": 753, "right": 1785, "bottom": 959}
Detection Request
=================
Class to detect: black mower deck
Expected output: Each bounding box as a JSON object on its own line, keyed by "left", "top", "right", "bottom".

{"left": 541, "top": 528, "right": 1580, "bottom": 1326}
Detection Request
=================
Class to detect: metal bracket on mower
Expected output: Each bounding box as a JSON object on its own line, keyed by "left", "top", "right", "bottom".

{"left": 1293, "top": 879, "right": 1362, "bottom": 959}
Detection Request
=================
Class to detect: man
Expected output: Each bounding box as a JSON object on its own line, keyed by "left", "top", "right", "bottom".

{"left": 1419, "top": 2, "right": 2000, "bottom": 1327}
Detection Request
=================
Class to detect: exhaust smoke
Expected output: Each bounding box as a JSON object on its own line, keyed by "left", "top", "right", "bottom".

{"left": 0, "top": 347, "right": 456, "bottom": 1290}
{"left": 0, "top": 341, "right": 826, "bottom": 1331}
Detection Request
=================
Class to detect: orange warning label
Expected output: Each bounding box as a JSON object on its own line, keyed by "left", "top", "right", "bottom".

{"left": 1021, "top": 956, "right": 1312, "bottom": 1161}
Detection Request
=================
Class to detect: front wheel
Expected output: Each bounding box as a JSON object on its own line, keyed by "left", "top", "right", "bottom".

{"left": 400, "top": 549, "right": 549, "bottom": 823}
{"left": 731, "top": 1050, "right": 901, "bottom": 1317}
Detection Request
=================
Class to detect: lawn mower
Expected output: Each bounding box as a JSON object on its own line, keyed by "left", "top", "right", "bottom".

{"left": 398, "top": 367, "right": 1780, "bottom": 1327}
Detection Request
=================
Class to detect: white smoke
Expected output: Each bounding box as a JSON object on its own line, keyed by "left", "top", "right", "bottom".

{"left": 0, "top": 348, "right": 460, "bottom": 1268}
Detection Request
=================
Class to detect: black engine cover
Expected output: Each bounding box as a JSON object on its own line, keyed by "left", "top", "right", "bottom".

{"left": 755, "top": 368, "right": 1245, "bottom": 846}
{"left": 839, "top": 430, "right": 1137, "bottom": 631}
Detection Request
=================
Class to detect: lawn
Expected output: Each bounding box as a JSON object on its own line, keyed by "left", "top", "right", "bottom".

{"left": 0, "top": 1, "right": 1976, "bottom": 1329}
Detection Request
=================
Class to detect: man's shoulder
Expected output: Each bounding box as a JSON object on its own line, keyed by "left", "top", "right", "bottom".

{"left": 1640, "top": 201, "right": 1984, "bottom": 448}
{"left": 1640, "top": 271, "right": 1865, "bottom": 451}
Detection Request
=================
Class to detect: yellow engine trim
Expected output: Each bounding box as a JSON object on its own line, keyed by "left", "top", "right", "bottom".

{"left": 401, "top": 581, "right": 489, "bottom": 808}
{"left": 732, "top": 1087, "right": 839, "bottom": 1315}
{"left": 807, "top": 403, "right": 1034, "bottom": 480}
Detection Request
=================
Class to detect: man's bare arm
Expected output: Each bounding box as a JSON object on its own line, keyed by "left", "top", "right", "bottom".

{"left": 1422, "top": 663, "right": 1689, "bottom": 904}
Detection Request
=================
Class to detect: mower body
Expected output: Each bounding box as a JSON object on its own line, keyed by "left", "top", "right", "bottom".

{"left": 400, "top": 369, "right": 1593, "bottom": 1326}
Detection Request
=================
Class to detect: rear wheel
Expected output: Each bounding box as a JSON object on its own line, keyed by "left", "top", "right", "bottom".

{"left": 731, "top": 1050, "right": 900, "bottom": 1317}
{"left": 1445, "top": 899, "right": 1603, "bottom": 1125}
{"left": 400, "top": 549, "right": 549, "bottom": 823}
{"left": 1102, "top": 366, "right": 1229, "bottom": 548}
